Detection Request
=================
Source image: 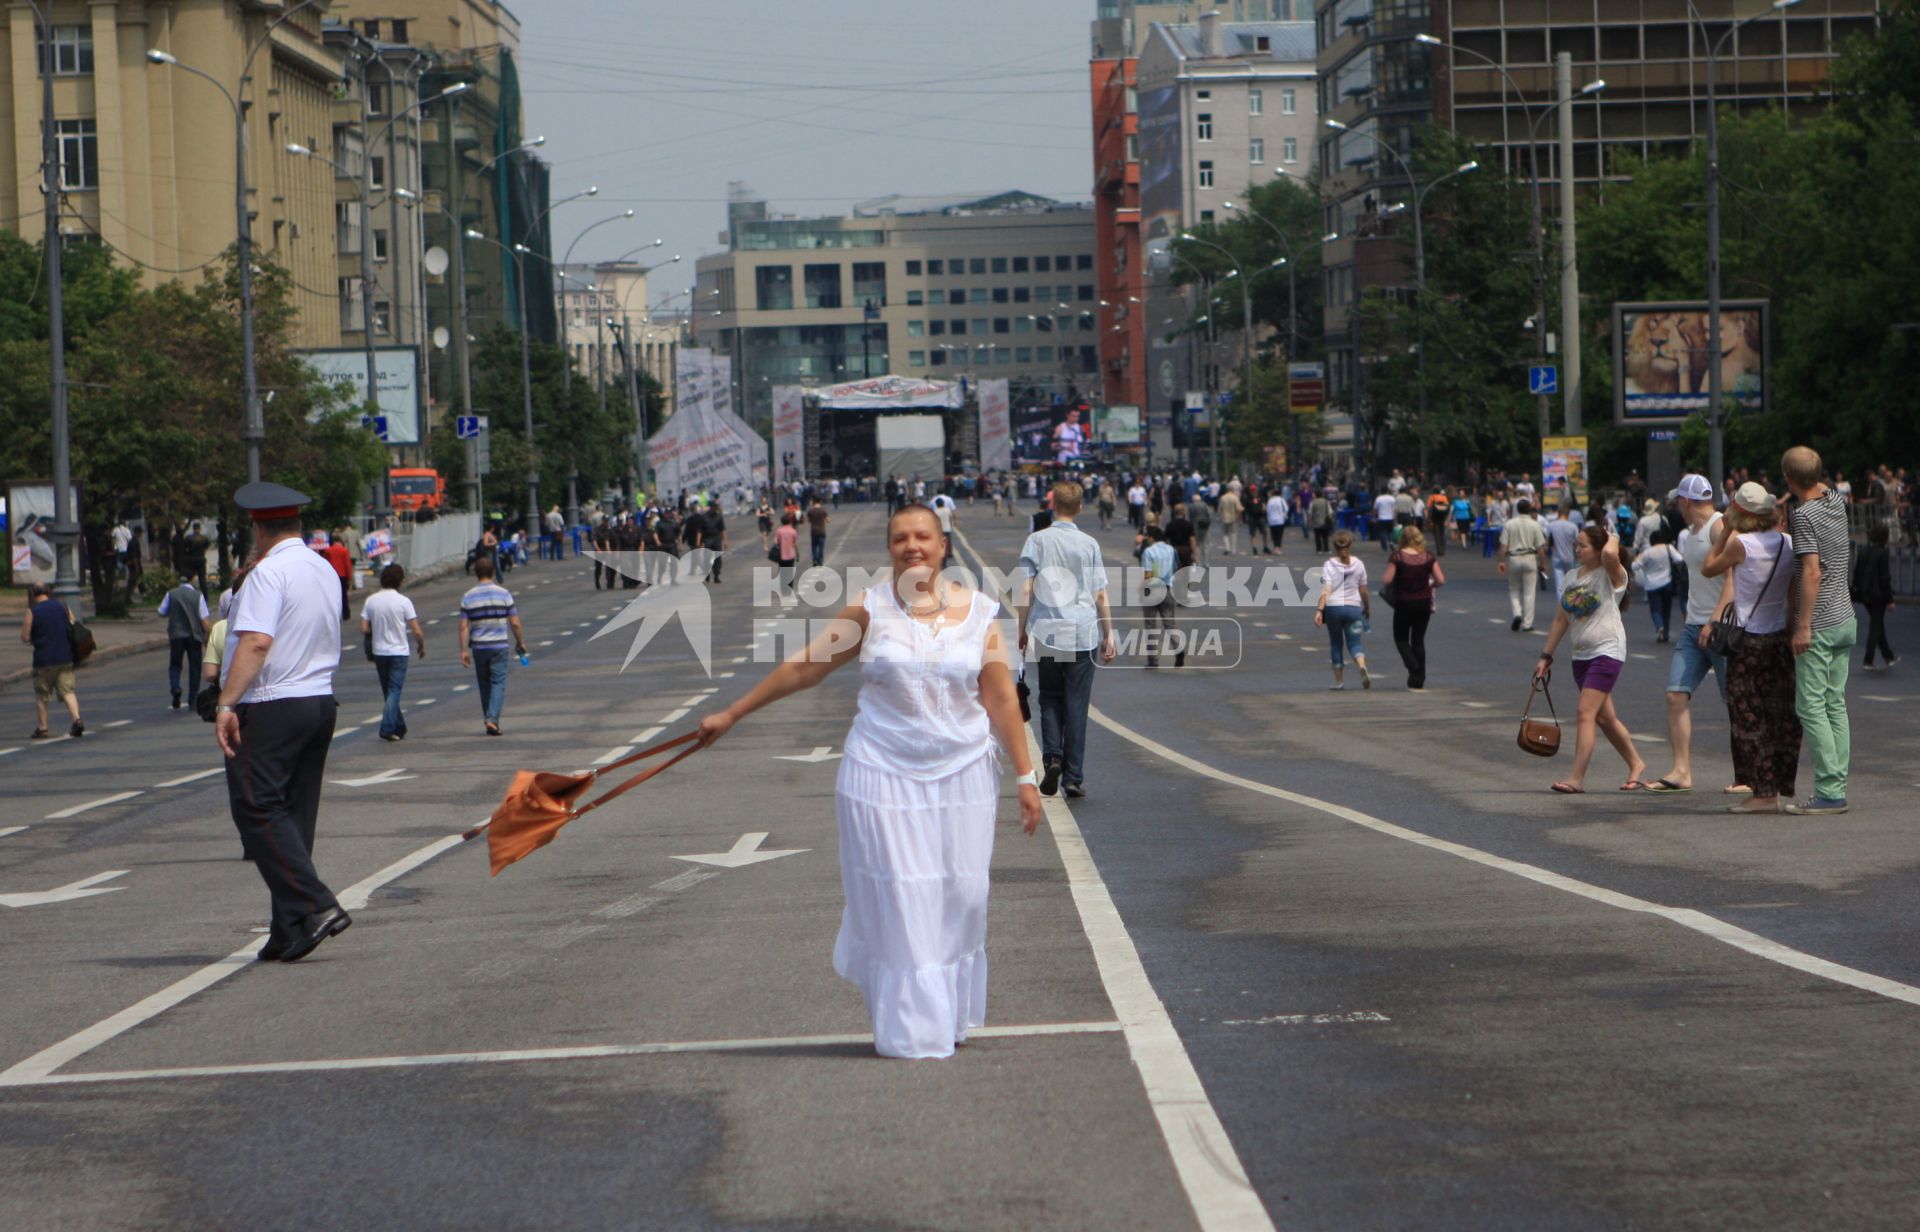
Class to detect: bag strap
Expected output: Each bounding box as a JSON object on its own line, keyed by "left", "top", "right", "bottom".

{"left": 1730, "top": 532, "right": 1787, "bottom": 627}
{"left": 1521, "top": 668, "right": 1558, "bottom": 724}
{"left": 568, "top": 731, "right": 702, "bottom": 820}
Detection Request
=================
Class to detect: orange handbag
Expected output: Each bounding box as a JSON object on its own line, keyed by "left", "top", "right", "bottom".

{"left": 1517, "top": 670, "right": 1562, "bottom": 758}
{"left": 466, "top": 732, "right": 701, "bottom": 875}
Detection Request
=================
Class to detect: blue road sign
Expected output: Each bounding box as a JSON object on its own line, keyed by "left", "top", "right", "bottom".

{"left": 455, "top": 415, "right": 481, "bottom": 440}
{"left": 363, "top": 414, "right": 390, "bottom": 442}
{"left": 1529, "top": 365, "right": 1559, "bottom": 396}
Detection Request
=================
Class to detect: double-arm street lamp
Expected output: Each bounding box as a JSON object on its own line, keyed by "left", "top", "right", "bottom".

{"left": 1325, "top": 119, "right": 1478, "bottom": 474}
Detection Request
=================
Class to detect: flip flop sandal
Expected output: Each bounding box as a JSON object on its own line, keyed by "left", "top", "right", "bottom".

{"left": 1645, "top": 779, "right": 1693, "bottom": 794}
{"left": 1551, "top": 782, "right": 1585, "bottom": 794}
{"left": 1619, "top": 780, "right": 1649, "bottom": 791}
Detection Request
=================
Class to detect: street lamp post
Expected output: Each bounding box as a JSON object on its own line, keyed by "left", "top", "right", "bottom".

{"left": 1686, "top": 0, "right": 1803, "bottom": 496}
{"left": 1179, "top": 234, "right": 1248, "bottom": 480}
{"left": 28, "top": 0, "right": 78, "bottom": 597}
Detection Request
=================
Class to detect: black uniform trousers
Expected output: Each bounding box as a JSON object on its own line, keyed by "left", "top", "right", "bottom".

{"left": 224, "top": 695, "right": 340, "bottom": 937}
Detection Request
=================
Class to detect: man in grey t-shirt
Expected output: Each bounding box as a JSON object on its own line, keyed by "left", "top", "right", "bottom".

{"left": 1782, "top": 446, "right": 1855, "bottom": 814}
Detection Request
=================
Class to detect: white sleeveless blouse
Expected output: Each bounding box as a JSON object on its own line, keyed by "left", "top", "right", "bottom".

{"left": 842, "top": 585, "right": 999, "bottom": 779}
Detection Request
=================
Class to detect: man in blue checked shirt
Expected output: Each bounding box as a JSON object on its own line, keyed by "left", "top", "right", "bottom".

{"left": 1016, "top": 481, "right": 1118, "bottom": 800}
{"left": 459, "top": 557, "right": 528, "bottom": 737}
{"left": 1139, "top": 525, "right": 1181, "bottom": 670}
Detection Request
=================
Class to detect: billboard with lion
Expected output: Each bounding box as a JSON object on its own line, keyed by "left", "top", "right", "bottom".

{"left": 1611, "top": 300, "right": 1768, "bottom": 425}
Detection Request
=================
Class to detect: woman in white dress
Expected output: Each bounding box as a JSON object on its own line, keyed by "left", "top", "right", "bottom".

{"left": 695, "top": 505, "right": 1043, "bottom": 1059}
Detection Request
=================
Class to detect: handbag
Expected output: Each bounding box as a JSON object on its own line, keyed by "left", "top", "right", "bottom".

{"left": 467, "top": 732, "right": 701, "bottom": 876}
{"left": 65, "top": 604, "right": 96, "bottom": 665}
{"left": 1517, "top": 669, "right": 1561, "bottom": 757}
{"left": 1707, "top": 536, "right": 1785, "bottom": 657}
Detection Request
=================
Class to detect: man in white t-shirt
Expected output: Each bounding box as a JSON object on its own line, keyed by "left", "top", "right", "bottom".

{"left": 1647, "top": 474, "right": 1730, "bottom": 794}
{"left": 1372, "top": 491, "right": 1397, "bottom": 551}
{"left": 360, "top": 563, "right": 426, "bottom": 742}
{"left": 929, "top": 492, "right": 958, "bottom": 535}
{"left": 1126, "top": 481, "right": 1147, "bottom": 530}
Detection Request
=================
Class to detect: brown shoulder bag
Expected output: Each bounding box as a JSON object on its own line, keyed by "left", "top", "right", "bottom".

{"left": 1517, "top": 668, "right": 1561, "bottom": 758}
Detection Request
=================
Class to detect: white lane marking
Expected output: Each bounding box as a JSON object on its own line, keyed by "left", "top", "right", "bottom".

{"left": 0, "top": 747, "right": 20, "bottom": 757}
{"left": 1272, "top": 633, "right": 1292, "bottom": 641}
{"left": 1221, "top": 1010, "right": 1390, "bottom": 1027}
{"left": 593, "top": 745, "right": 634, "bottom": 767}
{"left": 453, "top": 685, "right": 471, "bottom": 693}
{"left": 1459, "top": 701, "right": 1493, "bottom": 709}
{"left": 630, "top": 725, "right": 664, "bottom": 745}
{"left": 330, "top": 768, "right": 417, "bottom": 788}
{"left": 0, "top": 870, "right": 130, "bottom": 909}
{"left": 1487, "top": 618, "right": 1507, "bottom": 624}
{"left": 103, "top": 720, "right": 132, "bottom": 729}
{"left": 1862, "top": 695, "right": 1902, "bottom": 703}
{"left": 537, "top": 640, "right": 555, "bottom": 647}
{"left": 578, "top": 622, "right": 592, "bottom": 629}
{"left": 1089, "top": 706, "right": 1920, "bottom": 1011}
{"left": 365, "top": 715, "right": 382, "bottom": 724}
{"left": 1031, "top": 730, "right": 1273, "bottom": 1231}
{"left": 658, "top": 707, "right": 690, "bottom": 724}
{"left": 559, "top": 630, "right": 575, "bottom": 637}
{"left": 1451, "top": 608, "right": 1469, "bottom": 615}
{"left": 155, "top": 768, "right": 223, "bottom": 788}
{"left": 718, "top": 672, "right": 737, "bottom": 679}
{"left": 45, "top": 791, "right": 144, "bottom": 820}
{"left": 1631, "top": 653, "right": 1656, "bottom": 661}
{"left": 594, "top": 892, "right": 660, "bottom": 919}
{"left": 673, "top": 832, "right": 808, "bottom": 869}
{"left": 532, "top": 922, "right": 606, "bottom": 951}
{"left": 775, "top": 747, "right": 841, "bottom": 764}
{"left": 416, "top": 698, "right": 437, "bottom": 707}
{"left": 650, "top": 868, "right": 721, "bottom": 893}
{"left": 4, "top": 1022, "right": 1126, "bottom": 1087}
{"left": 0, "top": 826, "right": 28, "bottom": 839}
{"left": 730, "top": 656, "right": 748, "bottom": 664}
{"left": 428, "top": 618, "right": 442, "bottom": 626}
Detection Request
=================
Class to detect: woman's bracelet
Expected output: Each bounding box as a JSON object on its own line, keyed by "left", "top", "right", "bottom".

{"left": 1539, "top": 652, "right": 1553, "bottom": 662}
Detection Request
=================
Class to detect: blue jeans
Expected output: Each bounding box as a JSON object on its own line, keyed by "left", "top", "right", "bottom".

{"left": 1036, "top": 648, "right": 1096, "bottom": 787}
{"left": 1646, "top": 584, "right": 1673, "bottom": 636}
{"left": 1323, "top": 604, "right": 1365, "bottom": 667}
{"left": 811, "top": 534, "right": 826, "bottom": 567}
{"left": 374, "top": 654, "right": 409, "bottom": 737}
{"left": 472, "top": 648, "right": 511, "bottom": 724}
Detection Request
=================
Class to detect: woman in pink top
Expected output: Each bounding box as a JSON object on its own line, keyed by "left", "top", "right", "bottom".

{"left": 773, "top": 512, "right": 800, "bottom": 592}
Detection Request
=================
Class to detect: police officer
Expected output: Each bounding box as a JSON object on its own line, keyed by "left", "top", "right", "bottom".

{"left": 214, "top": 482, "right": 351, "bottom": 963}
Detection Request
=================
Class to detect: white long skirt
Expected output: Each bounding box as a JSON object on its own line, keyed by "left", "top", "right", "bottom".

{"left": 832, "top": 752, "right": 997, "bottom": 1059}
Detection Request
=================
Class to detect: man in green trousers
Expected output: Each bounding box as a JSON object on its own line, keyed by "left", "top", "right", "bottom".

{"left": 1782, "top": 446, "right": 1855, "bottom": 815}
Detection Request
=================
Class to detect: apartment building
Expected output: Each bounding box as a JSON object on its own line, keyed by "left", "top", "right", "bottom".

{"left": 694, "top": 190, "right": 1098, "bottom": 431}
{"left": 556, "top": 259, "right": 681, "bottom": 422}
{"left": 1316, "top": 0, "right": 1881, "bottom": 422}
{"left": 1, "top": 0, "right": 346, "bottom": 348}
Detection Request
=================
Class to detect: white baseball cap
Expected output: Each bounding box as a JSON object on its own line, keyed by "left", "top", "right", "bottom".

{"left": 1733, "top": 481, "right": 1778, "bottom": 516}
{"left": 1674, "top": 474, "right": 1714, "bottom": 501}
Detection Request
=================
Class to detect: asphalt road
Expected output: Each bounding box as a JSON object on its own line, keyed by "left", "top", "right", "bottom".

{"left": 2, "top": 504, "right": 1916, "bottom": 1230}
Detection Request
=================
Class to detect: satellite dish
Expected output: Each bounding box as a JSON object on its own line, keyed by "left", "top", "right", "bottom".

{"left": 432, "top": 326, "right": 451, "bottom": 350}
{"left": 423, "top": 246, "right": 450, "bottom": 276}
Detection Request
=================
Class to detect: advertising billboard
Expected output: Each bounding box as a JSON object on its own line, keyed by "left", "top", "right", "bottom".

{"left": 1611, "top": 300, "right": 1768, "bottom": 426}
{"left": 1540, "top": 436, "right": 1591, "bottom": 509}
{"left": 6, "top": 482, "right": 79, "bottom": 585}
{"left": 295, "top": 346, "right": 423, "bottom": 444}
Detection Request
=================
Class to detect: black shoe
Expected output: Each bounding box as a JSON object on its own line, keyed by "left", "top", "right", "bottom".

{"left": 171, "top": 691, "right": 182, "bottom": 710}
{"left": 257, "top": 934, "right": 290, "bottom": 962}
{"left": 1511, "top": 616, "right": 1523, "bottom": 631}
{"left": 1175, "top": 653, "right": 1186, "bottom": 668}
{"left": 69, "top": 720, "right": 84, "bottom": 738}
{"left": 1064, "top": 783, "right": 1086, "bottom": 799}
{"left": 1039, "top": 760, "right": 1062, "bottom": 797}
{"left": 279, "top": 906, "right": 352, "bottom": 963}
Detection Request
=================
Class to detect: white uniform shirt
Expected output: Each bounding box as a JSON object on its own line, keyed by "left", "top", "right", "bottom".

{"left": 222, "top": 537, "right": 341, "bottom": 702}
{"left": 361, "top": 589, "right": 419, "bottom": 657}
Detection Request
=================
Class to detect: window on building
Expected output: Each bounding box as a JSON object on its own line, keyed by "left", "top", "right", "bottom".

{"left": 54, "top": 119, "right": 98, "bottom": 190}
{"left": 1014, "top": 287, "right": 1031, "bottom": 303}
{"left": 1283, "top": 136, "right": 1298, "bottom": 163}
{"left": 1012, "top": 256, "right": 1030, "bottom": 273}
{"left": 1196, "top": 113, "right": 1213, "bottom": 141}
{"left": 1015, "top": 318, "right": 1032, "bottom": 334}
{"left": 1078, "top": 255, "right": 1093, "bottom": 271}
{"left": 371, "top": 229, "right": 391, "bottom": 262}
{"left": 973, "top": 318, "right": 990, "bottom": 335}
{"left": 929, "top": 350, "right": 946, "bottom": 366}
{"left": 1250, "top": 138, "right": 1265, "bottom": 164}
{"left": 929, "top": 320, "right": 946, "bottom": 336}
{"left": 1015, "top": 347, "right": 1033, "bottom": 364}
{"left": 1200, "top": 209, "right": 1215, "bottom": 223}
{"left": 1034, "top": 315, "right": 1053, "bottom": 332}
{"left": 373, "top": 300, "right": 392, "bottom": 335}
{"left": 756, "top": 265, "right": 794, "bottom": 311}
{"left": 1196, "top": 89, "right": 1211, "bottom": 101}
{"left": 42, "top": 25, "right": 93, "bottom": 75}
{"left": 943, "top": 289, "right": 962, "bottom": 305}
{"left": 1125, "top": 85, "right": 1138, "bottom": 113}
{"left": 970, "top": 257, "right": 986, "bottom": 274}
{"left": 852, "top": 261, "right": 886, "bottom": 306}
{"left": 367, "top": 82, "right": 389, "bottom": 116}
{"left": 1249, "top": 88, "right": 1264, "bottom": 116}
{"left": 907, "top": 290, "right": 924, "bottom": 306}
{"left": 369, "top": 155, "right": 386, "bottom": 189}
{"left": 993, "top": 287, "right": 1009, "bottom": 303}
{"left": 803, "top": 263, "right": 842, "bottom": 309}
{"left": 1034, "top": 286, "right": 1052, "bottom": 304}
{"left": 1038, "top": 346, "right": 1054, "bottom": 363}
{"left": 1282, "top": 87, "right": 1297, "bottom": 115}
{"left": 908, "top": 321, "right": 925, "bottom": 337}
{"left": 994, "top": 318, "right": 1011, "bottom": 334}
{"left": 1197, "top": 160, "right": 1215, "bottom": 189}
{"left": 909, "top": 351, "right": 926, "bottom": 367}
{"left": 928, "top": 258, "right": 944, "bottom": 275}
{"left": 992, "top": 256, "right": 1008, "bottom": 274}
{"left": 994, "top": 347, "right": 1012, "bottom": 365}
{"left": 1078, "top": 285, "right": 1094, "bottom": 300}
{"left": 339, "top": 278, "right": 363, "bottom": 331}
{"left": 392, "top": 19, "right": 409, "bottom": 41}
{"left": 1079, "top": 313, "right": 1095, "bottom": 332}
{"left": 969, "top": 287, "right": 988, "bottom": 304}
{"left": 1126, "top": 133, "right": 1139, "bottom": 161}
{"left": 950, "top": 320, "right": 967, "bottom": 336}
{"left": 1038, "top": 256, "right": 1054, "bottom": 272}
{"left": 905, "top": 259, "right": 923, "bottom": 275}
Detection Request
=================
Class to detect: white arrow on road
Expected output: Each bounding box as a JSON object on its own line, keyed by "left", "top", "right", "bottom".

{"left": 672, "top": 833, "right": 808, "bottom": 869}
{"left": 775, "top": 747, "right": 842, "bottom": 764}
{"left": 0, "top": 870, "right": 129, "bottom": 909}
{"left": 329, "top": 767, "right": 419, "bottom": 788}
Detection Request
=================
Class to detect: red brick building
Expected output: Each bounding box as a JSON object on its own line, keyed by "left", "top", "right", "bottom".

{"left": 1090, "top": 56, "right": 1147, "bottom": 418}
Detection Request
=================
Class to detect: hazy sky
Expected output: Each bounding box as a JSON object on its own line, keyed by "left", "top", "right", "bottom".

{"left": 513, "top": 0, "right": 1097, "bottom": 306}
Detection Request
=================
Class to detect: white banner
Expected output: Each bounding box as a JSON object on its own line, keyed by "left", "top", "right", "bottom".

{"left": 978, "top": 378, "right": 1011, "bottom": 474}
{"left": 772, "top": 385, "right": 805, "bottom": 483}
{"left": 652, "top": 349, "right": 756, "bottom": 497}
{"left": 817, "top": 374, "right": 961, "bottom": 410}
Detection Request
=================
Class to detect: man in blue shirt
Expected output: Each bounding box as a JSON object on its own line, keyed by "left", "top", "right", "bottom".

{"left": 459, "top": 557, "right": 527, "bottom": 736}
{"left": 1140, "top": 525, "right": 1181, "bottom": 669}
{"left": 1017, "top": 482, "right": 1118, "bottom": 798}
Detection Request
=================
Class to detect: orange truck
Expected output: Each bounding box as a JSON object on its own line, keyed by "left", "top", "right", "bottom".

{"left": 389, "top": 468, "right": 446, "bottom": 513}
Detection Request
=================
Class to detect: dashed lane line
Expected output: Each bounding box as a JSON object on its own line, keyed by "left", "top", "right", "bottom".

{"left": 0, "top": 747, "right": 19, "bottom": 757}
{"left": 453, "top": 685, "right": 471, "bottom": 693}
{"left": 537, "top": 640, "right": 555, "bottom": 648}
{"left": 593, "top": 746, "right": 634, "bottom": 767}
{"left": 630, "top": 726, "right": 664, "bottom": 745}
{"left": 155, "top": 768, "right": 223, "bottom": 788}
{"left": 658, "top": 707, "right": 690, "bottom": 725}
{"left": 0, "top": 826, "right": 28, "bottom": 839}
{"left": 46, "top": 791, "right": 145, "bottom": 820}
{"left": 1088, "top": 705, "right": 1920, "bottom": 1013}
{"left": 103, "top": 720, "right": 132, "bottom": 729}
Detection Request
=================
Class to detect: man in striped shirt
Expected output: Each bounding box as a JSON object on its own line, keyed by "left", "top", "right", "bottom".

{"left": 459, "top": 557, "right": 527, "bottom": 737}
{"left": 1782, "top": 446, "right": 1855, "bottom": 815}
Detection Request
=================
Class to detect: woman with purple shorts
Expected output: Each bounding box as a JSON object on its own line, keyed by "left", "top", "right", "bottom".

{"left": 1535, "top": 524, "right": 1648, "bottom": 793}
